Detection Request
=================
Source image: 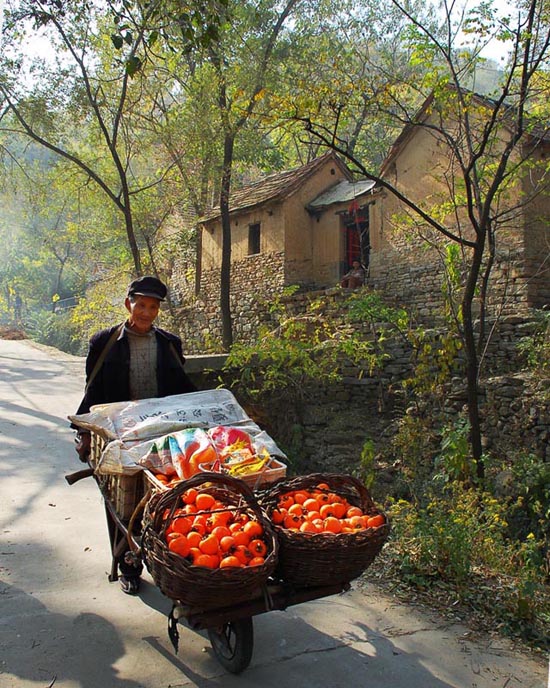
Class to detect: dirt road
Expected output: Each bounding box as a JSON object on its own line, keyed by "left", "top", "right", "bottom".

{"left": 0, "top": 337, "right": 547, "bottom": 687}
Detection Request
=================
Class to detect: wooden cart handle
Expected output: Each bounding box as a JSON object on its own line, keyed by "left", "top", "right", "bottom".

{"left": 65, "top": 467, "right": 94, "bottom": 485}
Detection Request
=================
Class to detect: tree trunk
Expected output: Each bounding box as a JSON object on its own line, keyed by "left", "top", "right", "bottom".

{"left": 462, "top": 242, "right": 485, "bottom": 482}
{"left": 220, "top": 133, "right": 235, "bottom": 350}
{"left": 120, "top": 178, "right": 142, "bottom": 276}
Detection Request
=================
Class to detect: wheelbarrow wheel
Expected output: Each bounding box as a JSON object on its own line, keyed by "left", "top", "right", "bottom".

{"left": 207, "top": 617, "right": 253, "bottom": 674}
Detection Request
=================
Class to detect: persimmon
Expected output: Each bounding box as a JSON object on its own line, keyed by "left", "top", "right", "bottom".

{"left": 199, "top": 534, "right": 219, "bottom": 555}
{"left": 195, "top": 553, "right": 219, "bottom": 568}
{"left": 346, "top": 506, "right": 363, "bottom": 518}
{"left": 330, "top": 502, "right": 347, "bottom": 519}
{"left": 189, "top": 547, "right": 202, "bottom": 563}
{"left": 248, "top": 556, "right": 265, "bottom": 567}
{"left": 187, "top": 531, "right": 202, "bottom": 548}
{"left": 316, "top": 483, "right": 330, "bottom": 491}
{"left": 243, "top": 520, "right": 263, "bottom": 538}
{"left": 195, "top": 492, "right": 215, "bottom": 511}
{"left": 167, "top": 532, "right": 183, "bottom": 542}
{"left": 183, "top": 504, "right": 197, "bottom": 515}
{"left": 211, "top": 525, "right": 231, "bottom": 541}
{"left": 299, "top": 520, "right": 318, "bottom": 533}
{"left": 303, "top": 498, "right": 321, "bottom": 513}
{"left": 235, "top": 512, "right": 250, "bottom": 526}
{"left": 288, "top": 503, "right": 307, "bottom": 517}
{"left": 169, "top": 536, "right": 190, "bottom": 557}
{"left": 249, "top": 539, "right": 267, "bottom": 557}
{"left": 192, "top": 516, "right": 207, "bottom": 535}
{"left": 219, "top": 535, "right": 236, "bottom": 553}
{"left": 293, "top": 491, "right": 310, "bottom": 505}
{"left": 347, "top": 515, "right": 365, "bottom": 530}
{"left": 323, "top": 516, "right": 342, "bottom": 534}
{"left": 271, "top": 508, "right": 285, "bottom": 525}
{"left": 209, "top": 509, "right": 233, "bottom": 528}
{"left": 182, "top": 487, "right": 198, "bottom": 505}
{"left": 220, "top": 555, "right": 242, "bottom": 568}
{"left": 171, "top": 516, "right": 192, "bottom": 535}
{"left": 234, "top": 545, "right": 253, "bottom": 565}
{"left": 278, "top": 493, "right": 294, "bottom": 510}
{"left": 319, "top": 503, "right": 336, "bottom": 519}
{"left": 229, "top": 521, "right": 244, "bottom": 534}
{"left": 232, "top": 530, "right": 251, "bottom": 547}
{"left": 284, "top": 513, "right": 302, "bottom": 529}
{"left": 316, "top": 492, "right": 330, "bottom": 505}
{"left": 366, "top": 514, "right": 385, "bottom": 528}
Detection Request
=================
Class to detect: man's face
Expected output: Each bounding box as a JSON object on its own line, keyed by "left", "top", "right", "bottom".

{"left": 125, "top": 295, "right": 161, "bottom": 333}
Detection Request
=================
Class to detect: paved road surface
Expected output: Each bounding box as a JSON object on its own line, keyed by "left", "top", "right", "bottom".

{"left": 0, "top": 337, "right": 547, "bottom": 687}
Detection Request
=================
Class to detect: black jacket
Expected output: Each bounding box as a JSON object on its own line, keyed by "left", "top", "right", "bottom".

{"left": 73, "top": 323, "right": 197, "bottom": 423}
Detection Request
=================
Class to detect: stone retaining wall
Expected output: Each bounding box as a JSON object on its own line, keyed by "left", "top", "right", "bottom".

{"left": 178, "top": 258, "right": 548, "bottom": 475}
{"left": 175, "top": 251, "right": 285, "bottom": 353}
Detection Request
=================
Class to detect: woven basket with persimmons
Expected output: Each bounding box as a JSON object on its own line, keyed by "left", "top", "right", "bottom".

{"left": 141, "top": 472, "right": 278, "bottom": 611}
{"left": 259, "top": 473, "right": 390, "bottom": 588}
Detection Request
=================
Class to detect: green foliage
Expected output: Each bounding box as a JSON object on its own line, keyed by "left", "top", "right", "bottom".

{"left": 69, "top": 279, "right": 128, "bottom": 350}
{"left": 344, "top": 290, "right": 409, "bottom": 331}
{"left": 375, "top": 414, "right": 550, "bottom": 648}
{"left": 385, "top": 486, "right": 549, "bottom": 643}
{"left": 517, "top": 309, "right": 550, "bottom": 376}
{"left": 507, "top": 454, "right": 550, "bottom": 545}
{"left": 359, "top": 437, "right": 376, "bottom": 490}
{"left": 376, "top": 414, "right": 439, "bottom": 501}
{"left": 405, "top": 327, "right": 463, "bottom": 397}
{"left": 224, "top": 290, "right": 405, "bottom": 404}
{"left": 434, "top": 418, "right": 477, "bottom": 485}
{"left": 25, "top": 308, "right": 82, "bottom": 355}
{"left": 441, "top": 243, "right": 464, "bottom": 324}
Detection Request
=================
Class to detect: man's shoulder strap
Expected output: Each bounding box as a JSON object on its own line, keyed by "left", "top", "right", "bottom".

{"left": 168, "top": 341, "right": 186, "bottom": 372}
{"left": 85, "top": 323, "right": 124, "bottom": 394}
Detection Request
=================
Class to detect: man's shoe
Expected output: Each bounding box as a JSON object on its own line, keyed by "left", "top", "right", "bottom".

{"left": 120, "top": 575, "right": 140, "bottom": 595}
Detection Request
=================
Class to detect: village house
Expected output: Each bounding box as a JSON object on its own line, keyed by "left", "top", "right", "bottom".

{"left": 368, "top": 89, "right": 550, "bottom": 320}
{"left": 175, "top": 152, "right": 378, "bottom": 351}
{"left": 174, "top": 91, "right": 550, "bottom": 352}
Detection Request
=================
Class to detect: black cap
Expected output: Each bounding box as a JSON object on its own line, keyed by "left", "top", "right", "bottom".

{"left": 127, "top": 276, "right": 167, "bottom": 301}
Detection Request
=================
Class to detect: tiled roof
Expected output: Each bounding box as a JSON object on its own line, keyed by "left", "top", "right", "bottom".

{"left": 308, "top": 179, "right": 376, "bottom": 210}
{"left": 199, "top": 151, "right": 351, "bottom": 223}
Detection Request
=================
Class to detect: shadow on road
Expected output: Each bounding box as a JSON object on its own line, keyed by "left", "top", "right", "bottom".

{"left": 0, "top": 582, "right": 143, "bottom": 688}
{"left": 137, "top": 589, "right": 457, "bottom": 687}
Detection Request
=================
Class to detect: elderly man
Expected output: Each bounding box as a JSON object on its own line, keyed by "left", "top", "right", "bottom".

{"left": 73, "top": 275, "right": 196, "bottom": 594}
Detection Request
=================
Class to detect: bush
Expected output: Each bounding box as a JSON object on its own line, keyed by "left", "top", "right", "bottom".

{"left": 384, "top": 485, "right": 549, "bottom": 646}
{"left": 25, "top": 308, "right": 82, "bottom": 354}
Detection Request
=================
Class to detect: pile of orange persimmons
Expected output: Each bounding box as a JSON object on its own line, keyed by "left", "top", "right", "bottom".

{"left": 163, "top": 486, "right": 270, "bottom": 569}
{"left": 270, "top": 482, "right": 386, "bottom": 534}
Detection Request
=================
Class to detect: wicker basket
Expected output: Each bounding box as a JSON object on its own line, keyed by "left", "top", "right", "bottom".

{"left": 89, "top": 432, "right": 145, "bottom": 521}
{"left": 141, "top": 472, "right": 278, "bottom": 610}
{"left": 260, "top": 473, "right": 390, "bottom": 587}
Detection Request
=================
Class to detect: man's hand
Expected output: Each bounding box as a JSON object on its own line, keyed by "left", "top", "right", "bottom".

{"left": 75, "top": 431, "right": 91, "bottom": 463}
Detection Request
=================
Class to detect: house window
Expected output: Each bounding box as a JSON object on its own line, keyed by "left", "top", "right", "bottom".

{"left": 248, "top": 223, "right": 261, "bottom": 255}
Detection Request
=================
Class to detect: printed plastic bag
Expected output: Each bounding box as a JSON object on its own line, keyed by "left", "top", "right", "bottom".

{"left": 140, "top": 428, "right": 218, "bottom": 478}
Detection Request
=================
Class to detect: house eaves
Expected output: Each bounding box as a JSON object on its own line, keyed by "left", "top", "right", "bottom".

{"left": 307, "top": 179, "right": 376, "bottom": 213}
{"left": 379, "top": 86, "right": 550, "bottom": 178}
{"left": 199, "top": 151, "right": 352, "bottom": 225}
